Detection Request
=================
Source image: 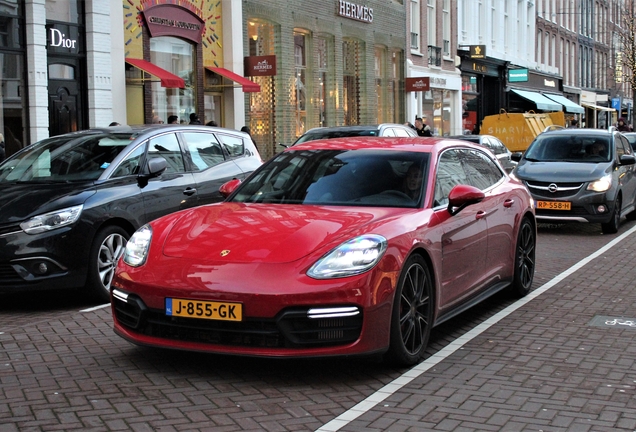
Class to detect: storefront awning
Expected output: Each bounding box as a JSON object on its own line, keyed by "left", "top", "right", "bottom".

{"left": 543, "top": 94, "right": 585, "bottom": 114}
{"left": 581, "top": 102, "right": 616, "bottom": 112}
{"left": 510, "top": 89, "right": 562, "bottom": 111}
{"left": 205, "top": 67, "right": 260, "bottom": 93}
{"left": 125, "top": 58, "right": 185, "bottom": 89}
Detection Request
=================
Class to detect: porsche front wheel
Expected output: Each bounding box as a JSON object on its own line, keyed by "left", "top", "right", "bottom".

{"left": 386, "top": 254, "right": 433, "bottom": 366}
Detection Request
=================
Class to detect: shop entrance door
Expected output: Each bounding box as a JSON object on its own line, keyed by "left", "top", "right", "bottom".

{"left": 48, "top": 61, "right": 83, "bottom": 137}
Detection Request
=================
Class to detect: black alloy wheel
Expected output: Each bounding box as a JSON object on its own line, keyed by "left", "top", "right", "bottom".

{"left": 386, "top": 254, "right": 433, "bottom": 366}
{"left": 508, "top": 217, "right": 536, "bottom": 298}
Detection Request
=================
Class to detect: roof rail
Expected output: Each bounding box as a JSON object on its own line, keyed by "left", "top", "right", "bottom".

{"left": 542, "top": 125, "right": 565, "bottom": 133}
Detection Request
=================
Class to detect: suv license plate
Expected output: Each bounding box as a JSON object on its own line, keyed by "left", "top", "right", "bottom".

{"left": 166, "top": 298, "right": 242, "bottom": 321}
{"left": 537, "top": 200, "right": 571, "bottom": 210}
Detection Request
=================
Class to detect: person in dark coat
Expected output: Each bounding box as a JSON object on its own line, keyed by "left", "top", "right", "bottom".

{"left": 414, "top": 117, "right": 432, "bottom": 137}
{"left": 189, "top": 113, "right": 202, "bottom": 125}
{"left": 617, "top": 117, "right": 630, "bottom": 132}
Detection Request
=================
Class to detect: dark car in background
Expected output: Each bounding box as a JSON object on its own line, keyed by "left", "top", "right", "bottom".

{"left": 448, "top": 134, "right": 517, "bottom": 173}
{"left": 511, "top": 128, "right": 636, "bottom": 234}
{"left": 0, "top": 125, "right": 262, "bottom": 302}
{"left": 291, "top": 123, "right": 417, "bottom": 146}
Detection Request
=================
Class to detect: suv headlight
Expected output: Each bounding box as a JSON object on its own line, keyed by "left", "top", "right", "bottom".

{"left": 123, "top": 225, "right": 152, "bottom": 267}
{"left": 20, "top": 205, "right": 83, "bottom": 234}
{"left": 307, "top": 234, "right": 387, "bottom": 279}
{"left": 587, "top": 174, "right": 612, "bottom": 192}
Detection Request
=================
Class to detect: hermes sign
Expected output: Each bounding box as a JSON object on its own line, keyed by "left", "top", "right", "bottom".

{"left": 337, "top": 0, "right": 374, "bottom": 23}
{"left": 405, "top": 77, "right": 430, "bottom": 92}
{"left": 244, "top": 55, "right": 277, "bottom": 77}
{"left": 143, "top": 4, "right": 204, "bottom": 44}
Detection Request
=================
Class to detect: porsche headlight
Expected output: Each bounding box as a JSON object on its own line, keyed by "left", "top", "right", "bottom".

{"left": 587, "top": 174, "right": 612, "bottom": 192}
{"left": 307, "top": 234, "right": 387, "bottom": 279}
{"left": 123, "top": 225, "right": 152, "bottom": 267}
{"left": 20, "top": 205, "right": 83, "bottom": 234}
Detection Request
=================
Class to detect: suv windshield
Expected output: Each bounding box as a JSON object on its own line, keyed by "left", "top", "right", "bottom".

{"left": 0, "top": 133, "right": 135, "bottom": 183}
{"left": 231, "top": 149, "right": 429, "bottom": 208}
{"left": 524, "top": 134, "right": 611, "bottom": 163}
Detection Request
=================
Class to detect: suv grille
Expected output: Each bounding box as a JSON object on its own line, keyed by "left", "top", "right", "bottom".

{"left": 525, "top": 181, "right": 584, "bottom": 199}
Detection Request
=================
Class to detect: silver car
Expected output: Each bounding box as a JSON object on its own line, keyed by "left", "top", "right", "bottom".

{"left": 292, "top": 123, "right": 417, "bottom": 145}
{"left": 447, "top": 134, "right": 517, "bottom": 173}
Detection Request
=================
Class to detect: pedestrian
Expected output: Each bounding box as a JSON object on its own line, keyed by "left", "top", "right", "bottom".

{"left": 206, "top": 120, "right": 218, "bottom": 127}
{"left": 617, "top": 117, "right": 629, "bottom": 132}
{"left": 0, "top": 133, "right": 5, "bottom": 163}
{"left": 167, "top": 115, "right": 178, "bottom": 124}
{"left": 570, "top": 119, "right": 578, "bottom": 128}
{"left": 152, "top": 115, "right": 164, "bottom": 124}
{"left": 414, "top": 116, "right": 432, "bottom": 137}
{"left": 240, "top": 125, "right": 251, "bottom": 136}
{"left": 189, "top": 113, "right": 202, "bottom": 125}
{"left": 108, "top": 121, "right": 120, "bottom": 127}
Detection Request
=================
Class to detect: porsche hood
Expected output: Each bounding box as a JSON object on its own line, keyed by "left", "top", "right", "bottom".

{"left": 161, "top": 203, "right": 398, "bottom": 264}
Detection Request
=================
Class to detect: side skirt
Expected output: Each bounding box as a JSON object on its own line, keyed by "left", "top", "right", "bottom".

{"left": 433, "top": 280, "right": 511, "bottom": 327}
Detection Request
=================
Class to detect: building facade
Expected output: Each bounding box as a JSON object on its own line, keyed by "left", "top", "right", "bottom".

{"left": 406, "top": 0, "right": 462, "bottom": 136}
{"left": 242, "top": 0, "right": 407, "bottom": 158}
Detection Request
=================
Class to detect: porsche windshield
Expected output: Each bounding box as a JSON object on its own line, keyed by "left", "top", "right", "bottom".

{"left": 0, "top": 133, "right": 135, "bottom": 183}
{"left": 231, "top": 149, "right": 429, "bottom": 208}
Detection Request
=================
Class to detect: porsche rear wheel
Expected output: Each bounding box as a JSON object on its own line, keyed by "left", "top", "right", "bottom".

{"left": 87, "top": 226, "right": 129, "bottom": 303}
{"left": 508, "top": 217, "right": 536, "bottom": 298}
{"left": 386, "top": 254, "right": 433, "bottom": 366}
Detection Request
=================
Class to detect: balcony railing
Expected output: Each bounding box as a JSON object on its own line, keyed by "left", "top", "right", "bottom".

{"left": 410, "top": 32, "right": 419, "bottom": 50}
{"left": 428, "top": 45, "right": 442, "bottom": 67}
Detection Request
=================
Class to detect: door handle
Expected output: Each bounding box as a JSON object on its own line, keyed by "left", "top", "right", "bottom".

{"left": 476, "top": 210, "right": 487, "bottom": 219}
{"left": 503, "top": 199, "right": 514, "bottom": 208}
{"left": 183, "top": 187, "right": 197, "bottom": 196}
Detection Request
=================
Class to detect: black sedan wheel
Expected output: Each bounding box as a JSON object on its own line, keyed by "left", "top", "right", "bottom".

{"left": 87, "top": 226, "right": 129, "bottom": 302}
{"left": 386, "top": 254, "right": 433, "bottom": 366}
{"left": 508, "top": 217, "right": 536, "bottom": 298}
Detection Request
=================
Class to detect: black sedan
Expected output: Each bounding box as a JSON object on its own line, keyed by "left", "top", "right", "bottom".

{"left": 0, "top": 125, "right": 262, "bottom": 302}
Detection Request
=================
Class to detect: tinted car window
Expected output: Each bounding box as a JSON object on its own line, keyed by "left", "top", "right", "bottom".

{"left": 147, "top": 133, "right": 185, "bottom": 173}
{"left": 460, "top": 149, "right": 503, "bottom": 189}
{"left": 111, "top": 144, "right": 144, "bottom": 178}
{"left": 0, "top": 133, "right": 133, "bottom": 182}
{"left": 218, "top": 134, "right": 245, "bottom": 157}
{"left": 181, "top": 132, "right": 225, "bottom": 171}
{"left": 434, "top": 149, "right": 468, "bottom": 207}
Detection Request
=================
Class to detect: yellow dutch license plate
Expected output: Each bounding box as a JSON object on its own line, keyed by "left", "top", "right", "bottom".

{"left": 537, "top": 200, "right": 571, "bottom": 211}
{"left": 166, "top": 298, "right": 242, "bottom": 321}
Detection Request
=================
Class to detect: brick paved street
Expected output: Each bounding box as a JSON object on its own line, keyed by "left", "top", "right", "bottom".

{"left": 1, "top": 221, "right": 635, "bottom": 431}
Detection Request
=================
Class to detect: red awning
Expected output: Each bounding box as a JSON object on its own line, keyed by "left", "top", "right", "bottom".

{"left": 125, "top": 58, "right": 185, "bottom": 89}
{"left": 206, "top": 67, "right": 260, "bottom": 93}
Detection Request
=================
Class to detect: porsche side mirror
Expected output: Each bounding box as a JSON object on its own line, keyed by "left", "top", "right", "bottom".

{"left": 447, "top": 184, "right": 485, "bottom": 215}
{"left": 220, "top": 178, "right": 242, "bottom": 198}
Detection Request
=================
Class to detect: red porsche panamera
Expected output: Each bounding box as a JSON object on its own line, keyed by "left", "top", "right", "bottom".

{"left": 111, "top": 137, "right": 536, "bottom": 365}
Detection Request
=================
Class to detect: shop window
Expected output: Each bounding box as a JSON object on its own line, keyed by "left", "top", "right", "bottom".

{"left": 45, "top": 0, "right": 81, "bottom": 24}
{"left": 375, "top": 46, "right": 386, "bottom": 124}
{"left": 293, "top": 31, "right": 308, "bottom": 137}
{"left": 49, "top": 63, "right": 74, "bottom": 79}
{"left": 343, "top": 39, "right": 362, "bottom": 126}
{"left": 149, "top": 36, "right": 195, "bottom": 126}
{"left": 316, "top": 37, "right": 330, "bottom": 127}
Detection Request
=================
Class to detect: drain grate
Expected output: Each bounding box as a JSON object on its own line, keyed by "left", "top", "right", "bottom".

{"left": 589, "top": 315, "right": 636, "bottom": 329}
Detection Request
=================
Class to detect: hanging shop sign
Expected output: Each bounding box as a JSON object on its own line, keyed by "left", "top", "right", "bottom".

{"left": 508, "top": 68, "right": 529, "bottom": 82}
{"left": 405, "top": 77, "right": 430, "bottom": 92}
{"left": 244, "top": 55, "right": 277, "bottom": 77}
{"left": 143, "top": 4, "right": 204, "bottom": 44}
{"left": 337, "top": 0, "right": 373, "bottom": 23}
{"left": 469, "top": 45, "right": 486, "bottom": 59}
